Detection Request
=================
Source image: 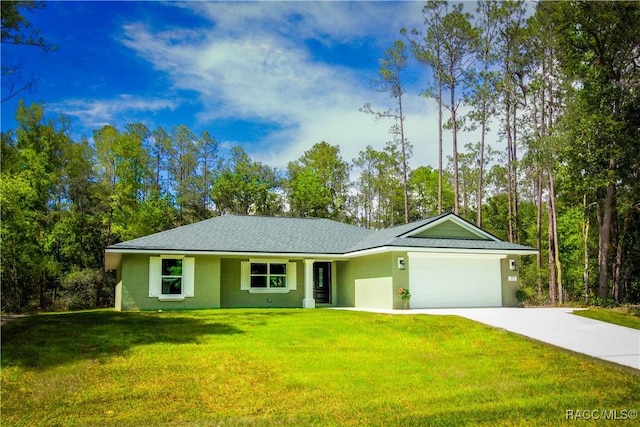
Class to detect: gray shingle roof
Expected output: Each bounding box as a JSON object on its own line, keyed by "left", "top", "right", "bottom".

{"left": 107, "top": 213, "right": 536, "bottom": 254}
{"left": 108, "top": 215, "right": 373, "bottom": 254}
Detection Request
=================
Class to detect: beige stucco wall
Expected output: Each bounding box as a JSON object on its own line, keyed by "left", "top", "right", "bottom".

{"left": 337, "top": 252, "right": 410, "bottom": 309}
{"left": 390, "top": 251, "right": 410, "bottom": 309}
{"left": 219, "top": 258, "right": 304, "bottom": 308}
{"left": 118, "top": 254, "right": 221, "bottom": 310}
{"left": 115, "top": 251, "right": 523, "bottom": 310}
{"left": 501, "top": 255, "right": 520, "bottom": 307}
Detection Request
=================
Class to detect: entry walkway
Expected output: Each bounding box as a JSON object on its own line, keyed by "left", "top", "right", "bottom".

{"left": 334, "top": 307, "right": 640, "bottom": 370}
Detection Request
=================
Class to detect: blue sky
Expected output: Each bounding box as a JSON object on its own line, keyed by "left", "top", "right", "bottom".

{"left": 1, "top": 1, "right": 470, "bottom": 170}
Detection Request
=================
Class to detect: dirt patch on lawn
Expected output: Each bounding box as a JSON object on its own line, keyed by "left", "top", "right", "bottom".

{"left": 0, "top": 314, "right": 29, "bottom": 326}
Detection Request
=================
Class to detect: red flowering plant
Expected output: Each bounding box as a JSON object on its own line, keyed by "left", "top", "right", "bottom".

{"left": 398, "top": 287, "right": 411, "bottom": 300}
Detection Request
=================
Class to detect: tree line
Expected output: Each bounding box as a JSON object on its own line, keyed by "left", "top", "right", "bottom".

{"left": 1, "top": 0, "right": 639, "bottom": 311}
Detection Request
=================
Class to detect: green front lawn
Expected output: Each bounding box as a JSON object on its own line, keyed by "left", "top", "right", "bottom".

{"left": 2, "top": 309, "right": 638, "bottom": 426}
{"left": 573, "top": 307, "right": 640, "bottom": 330}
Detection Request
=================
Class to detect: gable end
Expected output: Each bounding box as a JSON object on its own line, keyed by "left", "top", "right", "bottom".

{"left": 402, "top": 214, "right": 496, "bottom": 241}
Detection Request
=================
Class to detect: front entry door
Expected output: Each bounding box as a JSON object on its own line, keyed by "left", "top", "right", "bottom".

{"left": 313, "top": 262, "right": 331, "bottom": 304}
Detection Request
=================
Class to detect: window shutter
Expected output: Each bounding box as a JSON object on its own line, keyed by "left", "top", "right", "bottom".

{"left": 149, "top": 257, "right": 161, "bottom": 297}
{"left": 287, "top": 262, "right": 297, "bottom": 290}
{"left": 183, "top": 257, "right": 195, "bottom": 297}
{"left": 241, "top": 261, "right": 250, "bottom": 290}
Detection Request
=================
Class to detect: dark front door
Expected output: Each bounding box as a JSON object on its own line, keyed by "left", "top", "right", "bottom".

{"left": 313, "top": 262, "right": 331, "bottom": 304}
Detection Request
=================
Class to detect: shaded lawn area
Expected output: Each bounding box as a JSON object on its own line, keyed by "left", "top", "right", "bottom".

{"left": 573, "top": 308, "right": 640, "bottom": 330}
{"left": 2, "top": 309, "right": 639, "bottom": 426}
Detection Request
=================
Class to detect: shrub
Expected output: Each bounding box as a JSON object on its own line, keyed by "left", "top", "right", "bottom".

{"left": 54, "top": 269, "right": 106, "bottom": 310}
{"left": 516, "top": 287, "right": 535, "bottom": 305}
{"left": 587, "top": 297, "right": 618, "bottom": 308}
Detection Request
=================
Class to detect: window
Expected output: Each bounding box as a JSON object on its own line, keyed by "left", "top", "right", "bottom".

{"left": 161, "top": 258, "right": 182, "bottom": 295}
{"left": 250, "top": 262, "right": 287, "bottom": 289}
{"left": 149, "top": 256, "right": 195, "bottom": 300}
{"left": 241, "top": 260, "right": 296, "bottom": 293}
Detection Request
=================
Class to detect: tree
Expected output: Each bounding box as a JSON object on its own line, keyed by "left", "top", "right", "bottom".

{"left": 409, "top": 166, "right": 454, "bottom": 219}
{"left": 449, "top": 142, "right": 499, "bottom": 221}
{"left": 406, "top": 0, "right": 448, "bottom": 214}
{"left": 94, "top": 124, "right": 150, "bottom": 242}
{"left": 495, "top": 0, "right": 529, "bottom": 243}
{"left": 352, "top": 146, "right": 382, "bottom": 228}
{"left": 523, "top": 2, "right": 568, "bottom": 302}
{"left": 212, "top": 146, "right": 282, "bottom": 215}
{"left": 167, "top": 125, "right": 201, "bottom": 225}
{"left": 549, "top": 0, "right": 640, "bottom": 299}
{"left": 197, "top": 131, "right": 219, "bottom": 216}
{"left": 0, "top": 102, "right": 91, "bottom": 311}
{"left": 1, "top": 1, "right": 55, "bottom": 102}
{"left": 437, "top": 3, "right": 477, "bottom": 214}
{"left": 468, "top": 0, "right": 501, "bottom": 227}
{"left": 361, "top": 40, "right": 411, "bottom": 223}
{"left": 287, "top": 142, "right": 349, "bottom": 219}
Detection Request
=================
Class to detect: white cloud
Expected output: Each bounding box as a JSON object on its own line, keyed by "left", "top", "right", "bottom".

{"left": 117, "top": 1, "right": 454, "bottom": 171}
{"left": 50, "top": 94, "right": 177, "bottom": 130}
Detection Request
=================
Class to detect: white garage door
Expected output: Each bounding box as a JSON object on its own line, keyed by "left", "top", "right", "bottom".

{"left": 408, "top": 253, "right": 503, "bottom": 308}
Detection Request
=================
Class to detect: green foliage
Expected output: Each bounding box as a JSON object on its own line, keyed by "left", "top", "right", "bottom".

{"left": 287, "top": 141, "right": 349, "bottom": 219}
{"left": 555, "top": 206, "right": 587, "bottom": 301}
{"left": 1, "top": 102, "right": 74, "bottom": 311}
{"left": 1, "top": 1, "right": 56, "bottom": 103}
{"left": 212, "top": 146, "right": 282, "bottom": 215}
{"left": 587, "top": 297, "right": 619, "bottom": 309}
{"left": 409, "top": 165, "right": 454, "bottom": 219}
{"left": 55, "top": 269, "right": 111, "bottom": 310}
{"left": 515, "top": 287, "right": 534, "bottom": 305}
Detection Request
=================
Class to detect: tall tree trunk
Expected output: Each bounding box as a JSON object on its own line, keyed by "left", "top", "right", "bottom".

{"left": 583, "top": 194, "right": 590, "bottom": 305}
{"left": 511, "top": 103, "right": 519, "bottom": 244}
{"left": 548, "top": 169, "right": 562, "bottom": 304}
{"left": 598, "top": 178, "right": 616, "bottom": 299}
{"left": 450, "top": 82, "right": 459, "bottom": 215}
{"left": 548, "top": 196, "right": 557, "bottom": 304}
{"left": 505, "top": 94, "right": 514, "bottom": 243}
{"left": 613, "top": 211, "right": 629, "bottom": 302}
{"left": 399, "top": 95, "right": 409, "bottom": 224}
{"left": 437, "top": 59, "right": 443, "bottom": 214}
{"left": 536, "top": 172, "right": 543, "bottom": 299}
{"left": 477, "top": 99, "right": 486, "bottom": 227}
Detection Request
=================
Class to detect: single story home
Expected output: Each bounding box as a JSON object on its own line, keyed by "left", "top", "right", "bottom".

{"left": 105, "top": 212, "right": 537, "bottom": 311}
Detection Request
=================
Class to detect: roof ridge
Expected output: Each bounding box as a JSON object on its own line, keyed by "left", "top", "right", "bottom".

{"left": 223, "top": 214, "right": 343, "bottom": 222}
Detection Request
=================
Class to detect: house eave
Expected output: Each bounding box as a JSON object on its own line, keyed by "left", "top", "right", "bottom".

{"left": 344, "top": 245, "right": 538, "bottom": 258}
{"left": 104, "top": 244, "right": 538, "bottom": 270}
{"left": 104, "top": 248, "right": 343, "bottom": 268}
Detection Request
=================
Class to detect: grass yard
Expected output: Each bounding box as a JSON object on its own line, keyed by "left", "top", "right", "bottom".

{"left": 2, "top": 309, "right": 639, "bottom": 426}
{"left": 572, "top": 307, "right": 640, "bottom": 330}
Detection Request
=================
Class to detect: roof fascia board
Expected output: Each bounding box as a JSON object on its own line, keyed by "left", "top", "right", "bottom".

{"left": 345, "top": 245, "right": 538, "bottom": 258}
{"left": 104, "top": 248, "right": 344, "bottom": 259}
{"left": 107, "top": 245, "right": 537, "bottom": 259}
{"left": 407, "top": 251, "right": 506, "bottom": 260}
{"left": 400, "top": 213, "right": 498, "bottom": 241}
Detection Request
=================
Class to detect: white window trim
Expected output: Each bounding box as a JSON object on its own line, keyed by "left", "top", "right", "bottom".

{"left": 149, "top": 256, "right": 195, "bottom": 300}
{"left": 241, "top": 260, "right": 297, "bottom": 293}
{"left": 158, "top": 296, "right": 186, "bottom": 302}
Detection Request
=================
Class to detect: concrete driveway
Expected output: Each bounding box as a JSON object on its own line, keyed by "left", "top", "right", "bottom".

{"left": 336, "top": 307, "right": 640, "bottom": 370}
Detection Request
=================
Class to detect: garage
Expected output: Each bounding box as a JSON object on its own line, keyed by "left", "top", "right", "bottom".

{"left": 408, "top": 252, "right": 503, "bottom": 308}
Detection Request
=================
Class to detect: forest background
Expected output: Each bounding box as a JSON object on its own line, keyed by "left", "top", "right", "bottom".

{"left": 2, "top": 1, "right": 639, "bottom": 312}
